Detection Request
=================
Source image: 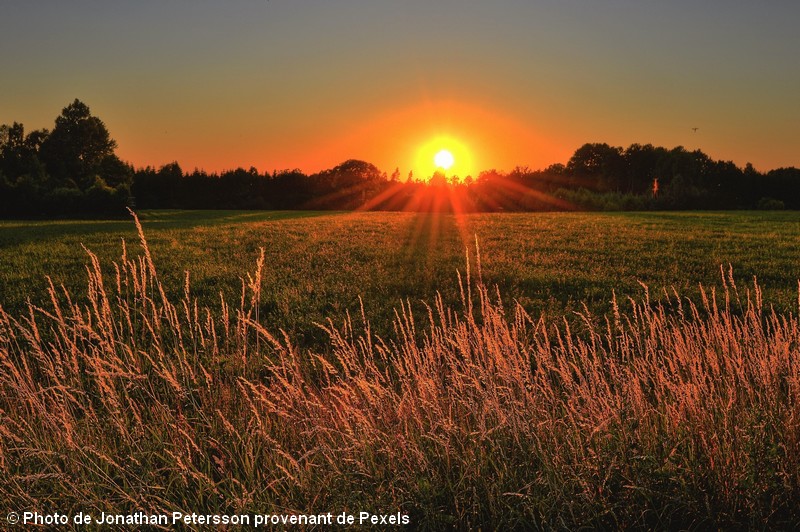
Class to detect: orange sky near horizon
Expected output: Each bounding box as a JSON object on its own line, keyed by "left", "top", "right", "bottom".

{"left": 102, "top": 96, "right": 575, "bottom": 178}
{"left": 104, "top": 82, "right": 794, "bottom": 178}
{"left": 261, "top": 100, "right": 571, "bottom": 179}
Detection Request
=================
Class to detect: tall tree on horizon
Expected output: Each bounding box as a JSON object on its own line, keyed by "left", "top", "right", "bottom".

{"left": 39, "top": 99, "right": 119, "bottom": 190}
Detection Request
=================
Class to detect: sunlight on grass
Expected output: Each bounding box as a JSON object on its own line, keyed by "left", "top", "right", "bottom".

{"left": 1, "top": 212, "right": 799, "bottom": 528}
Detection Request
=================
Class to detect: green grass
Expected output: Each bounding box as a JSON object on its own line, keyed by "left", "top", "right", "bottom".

{"left": 3, "top": 209, "right": 800, "bottom": 529}
{"left": 2, "top": 210, "right": 799, "bottom": 349}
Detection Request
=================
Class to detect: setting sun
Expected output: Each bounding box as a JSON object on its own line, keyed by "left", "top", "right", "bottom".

{"left": 434, "top": 149, "right": 455, "bottom": 170}
{"left": 415, "top": 136, "right": 474, "bottom": 179}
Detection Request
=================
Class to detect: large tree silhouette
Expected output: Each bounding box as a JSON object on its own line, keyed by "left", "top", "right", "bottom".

{"left": 40, "top": 99, "right": 120, "bottom": 190}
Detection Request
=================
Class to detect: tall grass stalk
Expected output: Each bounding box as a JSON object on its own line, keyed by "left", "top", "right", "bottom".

{"left": 1, "top": 212, "right": 799, "bottom": 529}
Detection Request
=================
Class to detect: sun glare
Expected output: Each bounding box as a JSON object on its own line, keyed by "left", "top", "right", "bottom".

{"left": 434, "top": 149, "right": 455, "bottom": 170}
{"left": 415, "top": 136, "right": 473, "bottom": 180}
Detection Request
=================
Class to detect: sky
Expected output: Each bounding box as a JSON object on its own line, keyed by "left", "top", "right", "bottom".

{"left": 2, "top": 1, "right": 798, "bottom": 177}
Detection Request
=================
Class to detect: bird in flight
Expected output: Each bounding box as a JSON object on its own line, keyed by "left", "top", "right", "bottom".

{"left": 692, "top": 127, "right": 699, "bottom": 133}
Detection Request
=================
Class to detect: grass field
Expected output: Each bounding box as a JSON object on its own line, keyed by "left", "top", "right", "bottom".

{"left": 2, "top": 210, "right": 799, "bottom": 349}
{"left": 2, "top": 210, "right": 800, "bottom": 529}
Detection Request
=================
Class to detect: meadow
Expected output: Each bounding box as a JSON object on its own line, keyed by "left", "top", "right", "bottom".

{"left": 2, "top": 210, "right": 799, "bottom": 350}
{"left": 2, "top": 210, "right": 800, "bottom": 529}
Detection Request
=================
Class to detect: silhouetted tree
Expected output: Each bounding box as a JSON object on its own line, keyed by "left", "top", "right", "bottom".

{"left": 270, "top": 169, "right": 310, "bottom": 209}
{"left": 623, "top": 143, "right": 666, "bottom": 194}
{"left": 306, "top": 159, "right": 385, "bottom": 209}
{"left": 0, "top": 122, "right": 53, "bottom": 215}
{"left": 40, "top": 99, "right": 118, "bottom": 189}
{"left": 566, "top": 143, "right": 625, "bottom": 191}
{"left": 763, "top": 168, "right": 800, "bottom": 209}
{"left": 0, "top": 123, "right": 49, "bottom": 186}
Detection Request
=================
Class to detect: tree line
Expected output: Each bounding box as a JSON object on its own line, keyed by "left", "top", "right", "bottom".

{"left": 2, "top": 99, "right": 799, "bottom": 217}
